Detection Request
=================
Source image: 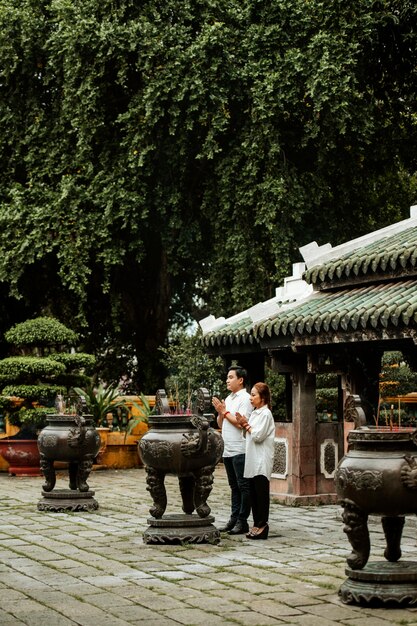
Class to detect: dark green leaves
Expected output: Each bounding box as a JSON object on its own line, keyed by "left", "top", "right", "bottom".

{"left": 0, "top": 0, "right": 416, "bottom": 388}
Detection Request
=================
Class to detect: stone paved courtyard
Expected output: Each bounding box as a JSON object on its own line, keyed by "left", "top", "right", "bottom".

{"left": 1, "top": 466, "right": 417, "bottom": 625}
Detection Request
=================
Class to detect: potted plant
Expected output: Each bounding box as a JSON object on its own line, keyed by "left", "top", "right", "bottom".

{"left": 124, "top": 393, "right": 154, "bottom": 437}
{"left": 73, "top": 383, "right": 129, "bottom": 426}
{"left": 102, "top": 393, "right": 153, "bottom": 469}
{"left": 0, "top": 317, "right": 95, "bottom": 475}
{"left": 73, "top": 386, "right": 152, "bottom": 469}
{"left": 74, "top": 383, "right": 128, "bottom": 467}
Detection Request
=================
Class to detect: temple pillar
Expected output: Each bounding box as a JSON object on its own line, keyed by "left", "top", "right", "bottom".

{"left": 291, "top": 356, "right": 317, "bottom": 496}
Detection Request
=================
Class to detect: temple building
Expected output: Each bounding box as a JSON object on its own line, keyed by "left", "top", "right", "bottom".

{"left": 200, "top": 206, "right": 417, "bottom": 504}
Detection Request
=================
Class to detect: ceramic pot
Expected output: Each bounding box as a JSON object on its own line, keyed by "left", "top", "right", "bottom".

{"left": 139, "top": 413, "right": 224, "bottom": 519}
{"left": 0, "top": 438, "right": 41, "bottom": 476}
{"left": 335, "top": 426, "right": 417, "bottom": 570}
{"left": 38, "top": 414, "right": 100, "bottom": 492}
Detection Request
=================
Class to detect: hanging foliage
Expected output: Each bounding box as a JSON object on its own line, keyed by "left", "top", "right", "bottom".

{"left": 0, "top": 0, "right": 416, "bottom": 390}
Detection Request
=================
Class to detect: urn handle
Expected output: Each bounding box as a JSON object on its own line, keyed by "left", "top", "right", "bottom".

{"left": 192, "top": 388, "right": 212, "bottom": 416}
{"left": 401, "top": 455, "right": 417, "bottom": 490}
{"left": 181, "top": 416, "right": 210, "bottom": 457}
{"left": 343, "top": 394, "right": 367, "bottom": 428}
{"left": 68, "top": 415, "right": 87, "bottom": 448}
{"left": 155, "top": 389, "right": 171, "bottom": 414}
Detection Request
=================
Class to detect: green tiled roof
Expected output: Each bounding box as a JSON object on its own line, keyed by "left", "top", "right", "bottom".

{"left": 304, "top": 227, "right": 417, "bottom": 286}
{"left": 203, "top": 218, "right": 417, "bottom": 349}
{"left": 203, "top": 316, "right": 254, "bottom": 347}
{"left": 257, "top": 279, "right": 417, "bottom": 339}
{"left": 205, "top": 279, "right": 417, "bottom": 347}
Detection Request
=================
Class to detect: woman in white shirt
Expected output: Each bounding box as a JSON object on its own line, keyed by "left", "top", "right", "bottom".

{"left": 236, "top": 382, "right": 275, "bottom": 540}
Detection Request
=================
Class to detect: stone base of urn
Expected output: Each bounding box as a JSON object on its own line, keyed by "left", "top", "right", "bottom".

{"left": 340, "top": 561, "right": 417, "bottom": 606}
{"left": 37, "top": 488, "right": 98, "bottom": 512}
{"left": 143, "top": 513, "right": 220, "bottom": 545}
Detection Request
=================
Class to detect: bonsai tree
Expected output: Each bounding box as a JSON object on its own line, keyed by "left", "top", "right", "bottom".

{"left": 378, "top": 351, "right": 417, "bottom": 426}
{"left": 0, "top": 317, "right": 95, "bottom": 438}
{"left": 380, "top": 351, "right": 417, "bottom": 398}
{"left": 315, "top": 373, "right": 339, "bottom": 420}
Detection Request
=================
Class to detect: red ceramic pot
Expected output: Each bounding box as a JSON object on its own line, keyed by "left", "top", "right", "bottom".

{"left": 0, "top": 438, "right": 41, "bottom": 476}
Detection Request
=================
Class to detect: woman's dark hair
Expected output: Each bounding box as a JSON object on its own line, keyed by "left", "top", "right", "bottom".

{"left": 253, "top": 382, "right": 272, "bottom": 410}
{"left": 228, "top": 365, "right": 248, "bottom": 386}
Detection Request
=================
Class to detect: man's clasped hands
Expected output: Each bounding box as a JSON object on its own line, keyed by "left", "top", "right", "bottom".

{"left": 212, "top": 396, "right": 249, "bottom": 430}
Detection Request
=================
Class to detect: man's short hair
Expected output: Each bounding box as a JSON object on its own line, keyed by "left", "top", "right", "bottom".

{"left": 228, "top": 365, "right": 248, "bottom": 386}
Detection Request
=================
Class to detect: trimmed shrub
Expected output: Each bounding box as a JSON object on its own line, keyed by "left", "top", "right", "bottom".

{"left": 0, "top": 317, "right": 95, "bottom": 432}
{"left": 5, "top": 317, "right": 78, "bottom": 347}
{"left": 0, "top": 357, "right": 65, "bottom": 380}
{"left": 51, "top": 353, "right": 96, "bottom": 373}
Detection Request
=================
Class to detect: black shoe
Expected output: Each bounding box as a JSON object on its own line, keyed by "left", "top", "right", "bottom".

{"left": 248, "top": 524, "right": 269, "bottom": 540}
{"left": 228, "top": 521, "right": 249, "bottom": 535}
{"left": 218, "top": 519, "right": 237, "bottom": 533}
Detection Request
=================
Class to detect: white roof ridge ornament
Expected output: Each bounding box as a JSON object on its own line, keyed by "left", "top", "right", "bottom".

{"left": 199, "top": 263, "right": 313, "bottom": 334}
{"left": 300, "top": 205, "right": 417, "bottom": 269}
{"left": 198, "top": 314, "right": 226, "bottom": 334}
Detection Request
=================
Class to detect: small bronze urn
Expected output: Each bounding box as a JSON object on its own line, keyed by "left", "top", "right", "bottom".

{"left": 335, "top": 397, "right": 417, "bottom": 605}
{"left": 37, "top": 396, "right": 100, "bottom": 512}
{"left": 139, "top": 388, "right": 224, "bottom": 544}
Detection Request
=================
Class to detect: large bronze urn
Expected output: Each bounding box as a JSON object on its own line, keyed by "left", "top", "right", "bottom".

{"left": 139, "top": 388, "right": 224, "bottom": 544}
{"left": 37, "top": 409, "right": 100, "bottom": 512}
{"left": 335, "top": 422, "right": 417, "bottom": 605}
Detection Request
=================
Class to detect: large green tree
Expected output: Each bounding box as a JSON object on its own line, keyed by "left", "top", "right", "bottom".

{"left": 0, "top": 0, "right": 416, "bottom": 390}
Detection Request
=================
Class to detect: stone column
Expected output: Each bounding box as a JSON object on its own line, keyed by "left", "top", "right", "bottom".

{"left": 291, "top": 356, "right": 317, "bottom": 496}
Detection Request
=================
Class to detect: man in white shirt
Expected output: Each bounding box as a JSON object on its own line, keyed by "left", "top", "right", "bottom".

{"left": 212, "top": 365, "right": 253, "bottom": 534}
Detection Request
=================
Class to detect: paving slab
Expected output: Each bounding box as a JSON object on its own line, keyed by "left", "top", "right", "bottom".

{"left": 1, "top": 466, "right": 417, "bottom": 625}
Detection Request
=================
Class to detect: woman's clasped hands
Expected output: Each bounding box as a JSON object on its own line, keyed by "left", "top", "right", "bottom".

{"left": 235, "top": 411, "right": 249, "bottom": 430}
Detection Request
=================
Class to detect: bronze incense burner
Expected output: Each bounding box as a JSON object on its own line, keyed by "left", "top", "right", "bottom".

{"left": 139, "top": 388, "right": 223, "bottom": 544}
{"left": 336, "top": 399, "right": 417, "bottom": 605}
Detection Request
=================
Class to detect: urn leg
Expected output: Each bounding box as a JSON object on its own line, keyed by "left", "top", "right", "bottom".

{"left": 341, "top": 498, "right": 370, "bottom": 570}
{"left": 77, "top": 455, "right": 94, "bottom": 492}
{"left": 179, "top": 475, "right": 195, "bottom": 514}
{"left": 145, "top": 467, "right": 167, "bottom": 518}
{"left": 382, "top": 515, "right": 405, "bottom": 562}
{"left": 193, "top": 465, "right": 214, "bottom": 518}
{"left": 69, "top": 462, "right": 78, "bottom": 490}
{"left": 40, "top": 455, "right": 56, "bottom": 492}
